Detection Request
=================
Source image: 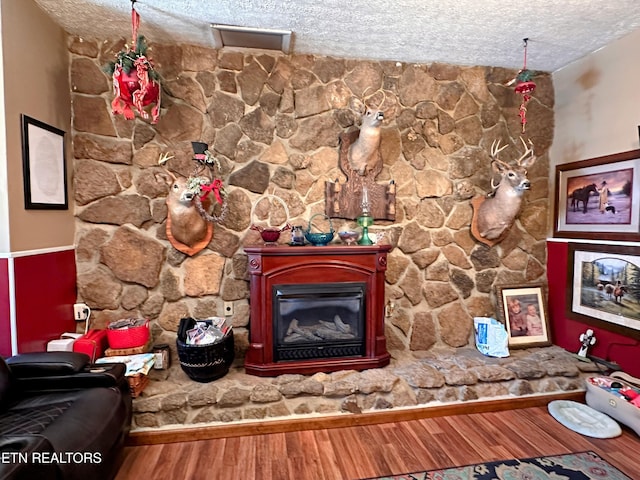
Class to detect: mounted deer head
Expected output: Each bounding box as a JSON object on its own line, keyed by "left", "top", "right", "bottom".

{"left": 155, "top": 144, "right": 228, "bottom": 256}
{"left": 347, "top": 89, "right": 387, "bottom": 176}
{"left": 156, "top": 169, "right": 213, "bottom": 255}
{"left": 470, "top": 138, "right": 536, "bottom": 245}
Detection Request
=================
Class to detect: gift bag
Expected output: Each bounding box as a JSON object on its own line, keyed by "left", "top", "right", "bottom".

{"left": 474, "top": 317, "right": 509, "bottom": 358}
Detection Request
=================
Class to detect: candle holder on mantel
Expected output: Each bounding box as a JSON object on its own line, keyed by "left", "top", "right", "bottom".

{"left": 250, "top": 195, "right": 291, "bottom": 245}
{"left": 357, "top": 187, "right": 374, "bottom": 245}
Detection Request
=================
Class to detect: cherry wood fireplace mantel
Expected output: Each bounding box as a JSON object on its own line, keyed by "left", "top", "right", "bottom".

{"left": 244, "top": 244, "right": 391, "bottom": 376}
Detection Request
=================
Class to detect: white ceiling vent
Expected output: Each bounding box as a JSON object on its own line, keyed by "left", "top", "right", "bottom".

{"left": 211, "top": 25, "right": 292, "bottom": 53}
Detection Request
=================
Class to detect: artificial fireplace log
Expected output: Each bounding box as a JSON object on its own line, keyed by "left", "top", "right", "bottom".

{"left": 285, "top": 316, "right": 355, "bottom": 343}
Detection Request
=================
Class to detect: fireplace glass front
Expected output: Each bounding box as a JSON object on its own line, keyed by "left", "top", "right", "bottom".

{"left": 272, "top": 282, "right": 366, "bottom": 362}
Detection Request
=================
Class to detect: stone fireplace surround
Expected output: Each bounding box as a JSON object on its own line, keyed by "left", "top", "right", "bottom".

{"left": 129, "top": 345, "right": 596, "bottom": 437}
{"left": 73, "top": 42, "right": 554, "bottom": 365}
{"left": 66, "top": 40, "right": 561, "bottom": 438}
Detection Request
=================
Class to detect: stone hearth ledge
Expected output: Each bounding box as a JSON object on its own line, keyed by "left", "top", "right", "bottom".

{"left": 130, "top": 346, "right": 602, "bottom": 432}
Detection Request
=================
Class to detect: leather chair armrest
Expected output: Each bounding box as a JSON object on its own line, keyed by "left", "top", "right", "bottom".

{"left": 6, "top": 352, "right": 90, "bottom": 378}
{"left": 10, "top": 362, "right": 128, "bottom": 394}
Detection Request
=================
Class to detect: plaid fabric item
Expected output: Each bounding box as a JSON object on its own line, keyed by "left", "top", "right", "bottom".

{"left": 0, "top": 401, "right": 73, "bottom": 436}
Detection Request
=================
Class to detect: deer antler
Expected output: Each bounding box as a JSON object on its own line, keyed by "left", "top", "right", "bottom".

{"left": 158, "top": 152, "right": 175, "bottom": 165}
{"left": 373, "top": 89, "right": 387, "bottom": 110}
{"left": 360, "top": 87, "right": 387, "bottom": 110}
{"left": 490, "top": 140, "right": 509, "bottom": 159}
{"left": 516, "top": 137, "right": 534, "bottom": 166}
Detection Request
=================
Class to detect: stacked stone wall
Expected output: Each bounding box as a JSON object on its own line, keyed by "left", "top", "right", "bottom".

{"left": 69, "top": 37, "right": 553, "bottom": 364}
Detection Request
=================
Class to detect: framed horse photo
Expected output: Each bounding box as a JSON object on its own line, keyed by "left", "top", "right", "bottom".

{"left": 554, "top": 149, "right": 640, "bottom": 241}
{"left": 566, "top": 242, "right": 640, "bottom": 338}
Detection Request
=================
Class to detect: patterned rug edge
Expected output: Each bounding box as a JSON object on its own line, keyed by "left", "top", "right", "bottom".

{"left": 360, "top": 450, "right": 632, "bottom": 480}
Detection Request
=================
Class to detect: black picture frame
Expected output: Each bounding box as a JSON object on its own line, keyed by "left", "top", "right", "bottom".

{"left": 553, "top": 149, "right": 639, "bottom": 241}
{"left": 566, "top": 242, "right": 640, "bottom": 339}
{"left": 21, "top": 114, "right": 68, "bottom": 210}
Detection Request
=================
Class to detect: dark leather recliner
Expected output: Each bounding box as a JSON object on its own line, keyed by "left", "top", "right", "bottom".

{"left": 0, "top": 351, "right": 132, "bottom": 480}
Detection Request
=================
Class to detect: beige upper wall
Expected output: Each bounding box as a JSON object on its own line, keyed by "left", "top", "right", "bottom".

{"left": 549, "top": 27, "right": 640, "bottom": 237}
{"left": 551, "top": 28, "right": 640, "bottom": 164}
{"left": 1, "top": 0, "right": 73, "bottom": 253}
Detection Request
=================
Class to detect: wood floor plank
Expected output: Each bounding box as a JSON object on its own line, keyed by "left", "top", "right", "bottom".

{"left": 356, "top": 424, "right": 397, "bottom": 473}
{"left": 469, "top": 411, "right": 538, "bottom": 457}
{"left": 438, "top": 414, "right": 510, "bottom": 462}
{"left": 171, "top": 441, "right": 198, "bottom": 479}
{"left": 335, "top": 427, "right": 384, "bottom": 479}
{"left": 114, "top": 444, "right": 157, "bottom": 479}
{"left": 408, "top": 418, "right": 458, "bottom": 468}
{"left": 267, "top": 433, "right": 290, "bottom": 480}
{"left": 512, "top": 408, "right": 595, "bottom": 453}
{"left": 194, "top": 439, "right": 226, "bottom": 480}
{"left": 312, "top": 428, "right": 345, "bottom": 480}
{"left": 286, "top": 430, "right": 326, "bottom": 480}
{"left": 426, "top": 417, "right": 485, "bottom": 467}
{"left": 489, "top": 410, "right": 549, "bottom": 448}
{"left": 376, "top": 422, "right": 436, "bottom": 474}
{"left": 116, "top": 406, "right": 640, "bottom": 479}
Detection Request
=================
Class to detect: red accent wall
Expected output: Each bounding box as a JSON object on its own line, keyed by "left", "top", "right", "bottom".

{"left": 0, "top": 259, "right": 11, "bottom": 357}
{"left": 547, "top": 241, "right": 640, "bottom": 376}
{"left": 12, "top": 249, "right": 77, "bottom": 354}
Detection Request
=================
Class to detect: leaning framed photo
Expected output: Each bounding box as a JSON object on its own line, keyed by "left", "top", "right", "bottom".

{"left": 496, "top": 284, "right": 551, "bottom": 348}
{"left": 21, "top": 114, "right": 68, "bottom": 209}
{"left": 554, "top": 148, "right": 639, "bottom": 241}
{"left": 566, "top": 242, "right": 640, "bottom": 339}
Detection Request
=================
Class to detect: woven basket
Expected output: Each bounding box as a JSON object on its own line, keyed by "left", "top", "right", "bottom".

{"left": 107, "top": 319, "right": 150, "bottom": 349}
{"left": 305, "top": 213, "right": 334, "bottom": 246}
{"left": 176, "top": 317, "right": 235, "bottom": 383}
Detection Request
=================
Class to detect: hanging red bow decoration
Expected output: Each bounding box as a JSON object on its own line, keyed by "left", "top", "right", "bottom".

{"left": 200, "top": 179, "right": 225, "bottom": 204}
{"left": 508, "top": 38, "right": 536, "bottom": 133}
{"left": 106, "top": 3, "right": 161, "bottom": 123}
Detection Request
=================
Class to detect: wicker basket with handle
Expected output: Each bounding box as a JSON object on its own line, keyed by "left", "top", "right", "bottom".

{"left": 107, "top": 318, "right": 150, "bottom": 349}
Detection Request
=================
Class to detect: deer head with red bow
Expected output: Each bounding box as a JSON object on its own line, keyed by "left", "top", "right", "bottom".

{"left": 156, "top": 144, "right": 227, "bottom": 256}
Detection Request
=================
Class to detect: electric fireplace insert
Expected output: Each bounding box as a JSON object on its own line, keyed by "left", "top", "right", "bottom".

{"left": 273, "top": 282, "right": 366, "bottom": 362}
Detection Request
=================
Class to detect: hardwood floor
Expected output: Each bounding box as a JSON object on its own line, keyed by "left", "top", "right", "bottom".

{"left": 115, "top": 406, "right": 640, "bottom": 479}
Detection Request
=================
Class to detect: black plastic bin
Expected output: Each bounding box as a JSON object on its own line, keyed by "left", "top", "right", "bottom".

{"left": 176, "top": 317, "right": 235, "bottom": 383}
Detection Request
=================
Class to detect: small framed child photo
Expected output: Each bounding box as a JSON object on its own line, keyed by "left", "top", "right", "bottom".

{"left": 496, "top": 284, "right": 551, "bottom": 348}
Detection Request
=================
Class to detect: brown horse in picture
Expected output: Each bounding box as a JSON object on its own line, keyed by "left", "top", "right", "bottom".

{"left": 605, "top": 283, "right": 627, "bottom": 303}
{"left": 570, "top": 183, "right": 597, "bottom": 213}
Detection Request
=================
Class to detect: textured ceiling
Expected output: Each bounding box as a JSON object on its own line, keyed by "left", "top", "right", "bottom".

{"left": 34, "top": 0, "right": 640, "bottom": 72}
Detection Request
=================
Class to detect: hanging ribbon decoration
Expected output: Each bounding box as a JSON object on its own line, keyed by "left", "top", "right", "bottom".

{"left": 108, "top": 0, "right": 161, "bottom": 123}
{"left": 509, "top": 38, "right": 536, "bottom": 133}
{"left": 190, "top": 141, "right": 228, "bottom": 222}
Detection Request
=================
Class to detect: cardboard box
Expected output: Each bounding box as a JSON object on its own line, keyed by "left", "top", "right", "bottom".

{"left": 47, "top": 333, "right": 83, "bottom": 352}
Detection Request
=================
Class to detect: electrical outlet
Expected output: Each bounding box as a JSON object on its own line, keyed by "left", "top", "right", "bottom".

{"left": 384, "top": 301, "right": 394, "bottom": 318}
{"left": 223, "top": 302, "right": 234, "bottom": 316}
{"left": 73, "top": 303, "right": 89, "bottom": 321}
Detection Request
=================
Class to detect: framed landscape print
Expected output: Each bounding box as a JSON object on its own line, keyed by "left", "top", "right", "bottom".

{"left": 496, "top": 284, "right": 551, "bottom": 348}
{"left": 554, "top": 149, "right": 640, "bottom": 241}
{"left": 567, "top": 242, "right": 640, "bottom": 338}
